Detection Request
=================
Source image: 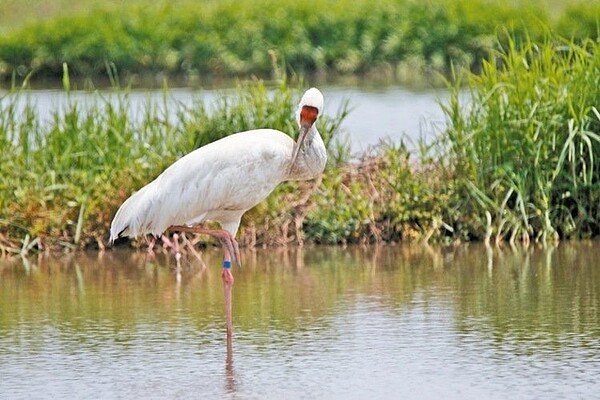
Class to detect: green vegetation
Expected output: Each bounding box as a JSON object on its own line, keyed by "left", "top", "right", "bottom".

{"left": 2, "top": 244, "right": 599, "bottom": 342}
{"left": 1, "top": 0, "right": 598, "bottom": 84}
{"left": 2, "top": 32, "right": 600, "bottom": 254}
{"left": 303, "top": 35, "right": 600, "bottom": 246}
{"left": 444, "top": 37, "right": 600, "bottom": 243}
{"left": 0, "top": 79, "right": 348, "bottom": 253}
{"left": 258, "top": 35, "right": 600, "bottom": 247}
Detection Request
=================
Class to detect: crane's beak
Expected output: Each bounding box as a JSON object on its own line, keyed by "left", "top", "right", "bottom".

{"left": 289, "top": 105, "right": 319, "bottom": 173}
{"left": 289, "top": 124, "right": 309, "bottom": 173}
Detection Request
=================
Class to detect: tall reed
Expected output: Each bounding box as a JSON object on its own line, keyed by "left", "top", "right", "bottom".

{"left": 443, "top": 36, "right": 600, "bottom": 243}
{"left": 0, "top": 79, "right": 349, "bottom": 252}
{"left": 4, "top": 33, "right": 600, "bottom": 253}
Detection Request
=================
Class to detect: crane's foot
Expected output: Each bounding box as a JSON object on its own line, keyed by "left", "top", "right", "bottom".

{"left": 147, "top": 236, "right": 157, "bottom": 257}
{"left": 169, "top": 225, "right": 241, "bottom": 267}
{"left": 155, "top": 233, "right": 181, "bottom": 261}
{"left": 219, "top": 235, "right": 241, "bottom": 268}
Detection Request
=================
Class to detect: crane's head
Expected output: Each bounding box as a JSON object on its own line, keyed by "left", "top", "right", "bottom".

{"left": 290, "top": 88, "right": 324, "bottom": 171}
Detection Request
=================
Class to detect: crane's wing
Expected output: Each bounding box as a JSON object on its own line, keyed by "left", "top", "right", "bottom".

{"left": 109, "top": 129, "right": 293, "bottom": 242}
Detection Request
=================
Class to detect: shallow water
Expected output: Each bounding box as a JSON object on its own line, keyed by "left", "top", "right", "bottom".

{"left": 3, "top": 85, "right": 449, "bottom": 152}
{"left": 1, "top": 243, "right": 599, "bottom": 399}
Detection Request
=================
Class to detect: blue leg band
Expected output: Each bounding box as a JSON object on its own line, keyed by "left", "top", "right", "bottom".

{"left": 223, "top": 260, "right": 232, "bottom": 269}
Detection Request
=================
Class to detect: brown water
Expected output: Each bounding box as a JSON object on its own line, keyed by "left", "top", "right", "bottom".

{"left": 1, "top": 243, "right": 599, "bottom": 399}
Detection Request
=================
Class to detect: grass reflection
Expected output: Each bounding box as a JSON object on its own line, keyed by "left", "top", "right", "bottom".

{"left": 1, "top": 243, "right": 599, "bottom": 351}
{"left": 449, "top": 243, "right": 600, "bottom": 352}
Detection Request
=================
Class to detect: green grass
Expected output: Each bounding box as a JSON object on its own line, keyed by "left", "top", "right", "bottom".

{"left": 301, "top": 33, "right": 600, "bottom": 246}
{"left": 0, "top": 78, "right": 349, "bottom": 253}
{"left": 3, "top": 32, "right": 600, "bottom": 253}
{"left": 443, "top": 36, "right": 600, "bottom": 243}
{"left": 4, "top": 0, "right": 597, "bottom": 84}
{"left": 0, "top": 0, "right": 580, "bottom": 28}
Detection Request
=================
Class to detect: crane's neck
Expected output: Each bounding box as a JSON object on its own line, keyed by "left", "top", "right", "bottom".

{"left": 288, "top": 126, "right": 327, "bottom": 181}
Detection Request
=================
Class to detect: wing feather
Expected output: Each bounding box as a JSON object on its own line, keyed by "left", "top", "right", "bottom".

{"left": 109, "top": 129, "right": 293, "bottom": 242}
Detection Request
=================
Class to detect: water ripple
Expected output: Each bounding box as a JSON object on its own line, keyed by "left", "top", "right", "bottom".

{"left": 2, "top": 244, "right": 600, "bottom": 399}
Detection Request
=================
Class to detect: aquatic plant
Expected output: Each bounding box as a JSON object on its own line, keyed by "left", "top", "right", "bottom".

{"left": 301, "top": 143, "right": 454, "bottom": 245}
{"left": 443, "top": 36, "right": 600, "bottom": 243}
{"left": 0, "top": 79, "right": 349, "bottom": 253}
{"left": 4, "top": 32, "right": 600, "bottom": 254}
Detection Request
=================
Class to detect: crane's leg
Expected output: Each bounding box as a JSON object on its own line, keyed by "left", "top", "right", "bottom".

{"left": 222, "top": 249, "right": 234, "bottom": 339}
{"left": 169, "top": 225, "right": 238, "bottom": 339}
{"left": 169, "top": 225, "right": 241, "bottom": 266}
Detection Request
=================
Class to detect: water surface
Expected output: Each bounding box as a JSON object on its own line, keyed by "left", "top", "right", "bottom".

{"left": 2, "top": 85, "right": 449, "bottom": 152}
{"left": 1, "top": 243, "right": 599, "bottom": 399}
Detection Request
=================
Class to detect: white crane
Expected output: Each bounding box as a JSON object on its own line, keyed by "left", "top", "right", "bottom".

{"left": 109, "top": 87, "right": 326, "bottom": 338}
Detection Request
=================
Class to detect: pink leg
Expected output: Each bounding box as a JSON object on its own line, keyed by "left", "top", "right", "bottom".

{"left": 169, "top": 225, "right": 237, "bottom": 338}
{"left": 169, "top": 225, "right": 241, "bottom": 267}
{"left": 171, "top": 233, "right": 182, "bottom": 263}
{"left": 222, "top": 249, "right": 234, "bottom": 339}
{"left": 150, "top": 234, "right": 182, "bottom": 261}
{"left": 147, "top": 236, "right": 157, "bottom": 256}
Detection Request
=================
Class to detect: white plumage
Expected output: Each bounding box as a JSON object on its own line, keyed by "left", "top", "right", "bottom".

{"left": 109, "top": 87, "right": 326, "bottom": 244}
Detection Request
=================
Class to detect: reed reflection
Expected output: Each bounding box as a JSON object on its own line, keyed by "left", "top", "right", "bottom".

{"left": 450, "top": 242, "right": 600, "bottom": 351}
{"left": 0, "top": 243, "right": 599, "bottom": 353}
